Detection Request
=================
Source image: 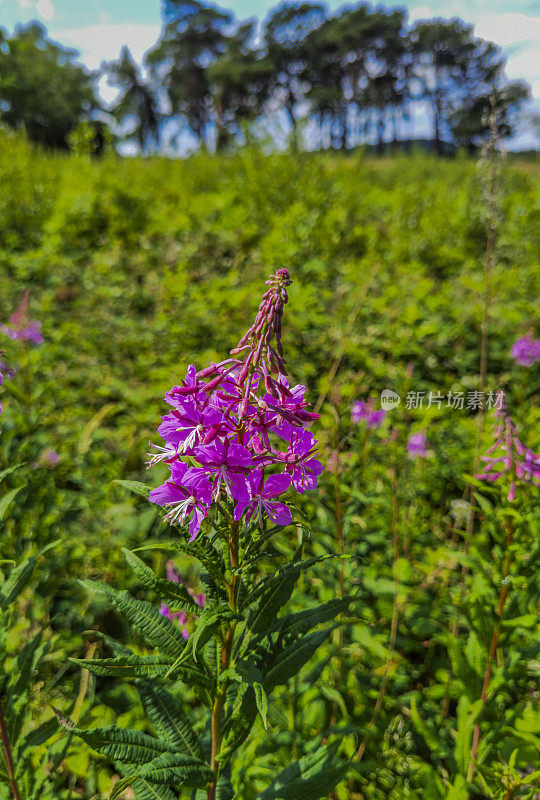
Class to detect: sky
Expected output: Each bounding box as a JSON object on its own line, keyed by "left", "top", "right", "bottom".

{"left": 1, "top": 0, "right": 539, "bottom": 148}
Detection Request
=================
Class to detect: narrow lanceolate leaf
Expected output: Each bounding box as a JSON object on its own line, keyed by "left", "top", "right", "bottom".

{"left": 255, "top": 744, "right": 347, "bottom": 800}
{"left": 9, "top": 631, "right": 45, "bottom": 699}
{"left": 65, "top": 724, "right": 175, "bottom": 765}
{"left": 246, "top": 564, "right": 297, "bottom": 635}
{"left": 265, "top": 627, "right": 337, "bottom": 690}
{"left": 0, "top": 485, "right": 24, "bottom": 522}
{"left": 80, "top": 580, "right": 187, "bottom": 658}
{"left": 0, "top": 465, "right": 23, "bottom": 484}
{"left": 130, "top": 778, "right": 178, "bottom": 800}
{"left": 114, "top": 479, "right": 152, "bottom": 499}
{"left": 271, "top": 598, "right": 351, "bottom": 641}
{"left": 138, "top": 682, "right": 204, "bottom": 761}
{"left": 243, "top": 555, "right": 341, "bottom": 610}
{"left": 191, "top": 610, "right": 225, "bottom": 662}
{"left": 123, "top": 549, "right": 202, "bottom": 614}
{"left": 72, "top": 654, "right": 212, "bottom": 688}
{"left": 253, "top": 682, "right": 269, "bottom": 730}
{"left": 0, "top": 556, "right": 36, "bottom": 609}
{"left": 136, "top": 752, "right": 213, "bottom": 786}
{"left": 215, "top": 774, "right": 235, "bottom": 800}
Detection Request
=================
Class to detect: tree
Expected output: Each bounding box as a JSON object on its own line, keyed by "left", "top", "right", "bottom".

{"left": 263, "top": 2, "right": 327, "bottom": 149}
{"left": 0, "top": 22, "right": 97, "bottom": 149}
{"left": 146, "top": 0, "right": 233, "bottom": 150}
{"left": 408, "top": 18, "right": 505, "bottom": 154}
{"left": 104, "top": 46, "right": 161, "bottom": 153}
{"left": 208, "top": 21, "right": 273, "bottom": 150}
{"left": 448, "top": 80, "right": 531, "bottom": 151}
{"left": 304, "top": 6, "right": 411, "bottom": 151}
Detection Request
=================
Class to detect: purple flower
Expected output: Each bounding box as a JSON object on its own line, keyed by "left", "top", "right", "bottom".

{"left": 149, "top": 462, "right": 212, "bottom": 540}
{"left": 148, "top": 270, "right": 323, "bottom": 537}
{"left": 234, "top": 469, "right": 292, "bottom": 526}
{"left": 1, "top": 292, "right": 43, "bottom": 344}
{"left": 185, "top": 439, "right": 253, "bottom": 503}
{"left": 511, "top": 336, "right": 540, "bottom": 367}
{"left": 34, "top": 448, "right": 59, "bottom": 469}
{"left": 352, "top": 399, "right": 386, "bottom": 429}
{"left": 271, "top": 430, "right": 324, "bottom": 493}
{"left": 407, "top": 431, "right": 428, "bottom": 459}
{"left": 476, "top": 391, "right": 539, "bottom": 501}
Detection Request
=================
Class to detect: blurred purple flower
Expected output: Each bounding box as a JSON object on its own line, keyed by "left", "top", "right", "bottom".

{"left": 476, "top": 390, "right": 539, "bottom": 501}
{"left": 511, "top": 336, "right": 540, "bottom": 367}
{"left": 407, "top": 431, "right": 428, "bottom": 459}
{"left": 35, "top": 448, "right": 59, "bottom": 469}
{"left": 160, "top": 560, "right": 205, "bottom": 640}
{"left": 1, "top": 291, "right": 43, "bottom": 344}
{"left": 352, "top": 398, "right": 386, "bottom": 429}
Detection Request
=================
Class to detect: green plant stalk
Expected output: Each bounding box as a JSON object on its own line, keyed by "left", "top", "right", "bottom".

{"left": 356, "top": 450, "right": 400, "bottom": 761}
{"left": 0, "top": 693, "right": 22, "bottom": 800}
{"left": 467, "top": 519, "right": 513, "bottom": 782}
{"left": 208, "top": 522, "right": 240, "bottom": 800}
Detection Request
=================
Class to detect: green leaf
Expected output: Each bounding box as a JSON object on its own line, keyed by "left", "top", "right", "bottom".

{"left": 0, "top": 485, "right": 24, "bottom": 521}
{"left": 114, "top": 479, "right": 152, "bottom": 499}
{"left": 123, "top": 549, "right": 202, "bottom": 614}
{"left": 410, "top": 697, "right": 450, "bottom": 759}
{"left": 62, "top": 721, "right": 175, "bottom": 765}
{"left": 0, "top": 556, "right": 36, "bottom": 609}
{"left": 244, "top": 554, "right": 341, "bottom": 610}
{"left": 137, "top": 681, "right": 204, "bottom": 761}
{"left": 136, "top": 752, "right": 213, "bottom": 786}
{"left": 128, "top": 778, "right": 177, "bottom": 800}
{"left": 265, "top": 627, "right": 337, "bottom": 690}
{"left": 0, "top": 465, "right": 23, "bottom": 484}
{"left": 254, "top": 744, "right": 347, "bottom": 800}
{"left": 80, "top": 580, "right": 188, "bottom": 658}
{"left": 72, "top": 654, "right": 211, "bottom": 688}
{"left": 253, "top": 682, "right": 269, "bottom": 730}
{"left": 271, "top": 598, "right": 351, "bottom": 641}
{"left": 246, "top": 554, "right": 299, "bottom": 635}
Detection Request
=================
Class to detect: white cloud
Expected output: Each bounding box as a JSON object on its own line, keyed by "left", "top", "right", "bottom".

{"left": 17, "top": 0, "right": 54, "bottom": 21}
{"left": 51, "top": 22, "right": 161, "bottom": 71}
{"left": 474, "top": 12, "right": 540, "bottom": 49}
{"left": 36, "top": 0, "right": 53, "bottom": 21}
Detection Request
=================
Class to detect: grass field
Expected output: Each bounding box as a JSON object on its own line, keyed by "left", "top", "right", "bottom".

{"left": 0, "top": 130, "right": 538, "bottom": 799}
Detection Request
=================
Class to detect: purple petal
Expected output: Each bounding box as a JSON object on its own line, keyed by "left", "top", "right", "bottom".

{"left": 263, "top": 472, "right": 291, "bottom": 498}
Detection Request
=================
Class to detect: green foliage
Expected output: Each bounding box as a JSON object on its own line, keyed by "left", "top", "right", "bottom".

{"left": 0, "top": 531, "right": 65, "bottom": 799}
{"left": 0, "top": 136, "right": 538, "bottom": 798}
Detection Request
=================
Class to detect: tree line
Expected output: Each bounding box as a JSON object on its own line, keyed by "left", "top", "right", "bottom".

{"left": 0, "top": 0, "right": 532, "bottom": 155}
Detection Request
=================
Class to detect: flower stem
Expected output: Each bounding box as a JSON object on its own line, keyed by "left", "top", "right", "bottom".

{"left": 0, "top": 693, "right": 22, "bottom": 800}
{"left": 208, "top": 523, "right": 240, "bottom": 800}
{"left": 467, "top": 518, "right": 513, "bottom": 782}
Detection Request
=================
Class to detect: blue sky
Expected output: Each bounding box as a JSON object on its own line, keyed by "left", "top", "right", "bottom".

{"left": 1, "top": 0, "right": 539, "bottom": 147}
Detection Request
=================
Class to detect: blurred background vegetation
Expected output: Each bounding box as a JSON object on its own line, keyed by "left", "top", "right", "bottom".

{"left": 0, "top": 0, "right": 536, "bottom": 157}
{"left": 0, "top": 127, "right": 538, "bottom": 797}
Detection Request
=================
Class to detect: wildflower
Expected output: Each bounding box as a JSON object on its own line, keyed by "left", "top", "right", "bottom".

{"left": 510, "top": 336, "right": 540, "bottom": 367}
{"left": 234, "top": 470, "right": 292, "bottom": 526}
{"left": 352, "top": 398, "right": 386, "bottom": 429}
{"left": 1, "top": 291, "right": 43, "bottom": 344}
{"left": 34, "top": 448, "right": 60, "bottom": 469}
{"left": 148, "top": 269, "right": 323, "bottom": 538}
{"left": 148, "top": 461, "right": 212, "bottom": 540}
{"left": 407, "top": 431, "right": 428, "bottom": 459}
{"left": 476, "top": 390, "right": 539, "bottom": 501}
